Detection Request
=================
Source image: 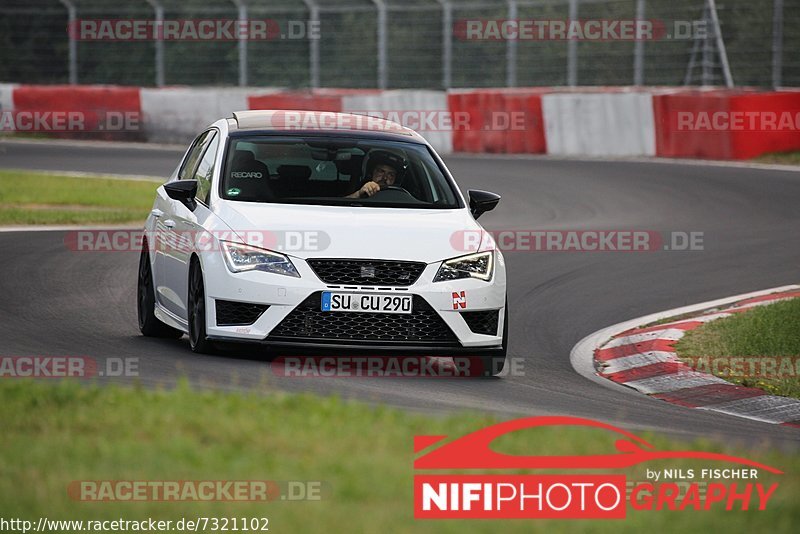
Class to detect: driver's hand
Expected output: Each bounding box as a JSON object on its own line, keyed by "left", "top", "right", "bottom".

{"left": 359, "top": 181, "right": 381, "bottom": 197}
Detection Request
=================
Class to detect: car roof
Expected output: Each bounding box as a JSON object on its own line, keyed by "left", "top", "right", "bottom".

{"left": 227, "top": 110, "right": 428, "bottom": 144}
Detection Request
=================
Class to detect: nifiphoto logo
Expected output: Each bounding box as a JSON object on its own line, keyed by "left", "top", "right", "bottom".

{"left": 414, "top": 417, "right": 782, "bottom": 519}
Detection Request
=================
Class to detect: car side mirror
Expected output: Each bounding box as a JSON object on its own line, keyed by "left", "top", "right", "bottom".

{"left": 468, "top": 189, "right": 501, "bottom": 219}
{"left": 164, "top": 180, "right": 198, "bottom": 211}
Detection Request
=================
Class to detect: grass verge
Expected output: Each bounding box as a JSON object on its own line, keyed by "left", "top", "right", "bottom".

{"left": 676, "top": 298, "right": 800, "bottom": 398}
{"left": 754, "top": 151, "right": 800, "bottom": 166}
{"left": 0, "top": 170, "right": 158, "bottom": 225}
{"left": 0, "top": 380, "right": 797, "bottom": 533}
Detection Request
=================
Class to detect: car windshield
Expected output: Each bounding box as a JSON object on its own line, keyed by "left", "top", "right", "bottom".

{"left": 220, "top": 136, "right": 461, "bottom": 209}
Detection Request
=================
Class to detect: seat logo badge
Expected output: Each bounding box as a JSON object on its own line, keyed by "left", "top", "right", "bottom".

{"left": 361, "top": 266, "right": 376, "bottom": 278}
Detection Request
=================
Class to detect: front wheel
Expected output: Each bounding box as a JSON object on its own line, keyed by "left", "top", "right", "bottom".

{"left": 188, "top": 259, "right": 215, "bottom": 354}
{"left": 480, "top": 307, "right": 508, "bottom": 376}
{"left": 137, "top": 243, "right": 183, "bottom": 339}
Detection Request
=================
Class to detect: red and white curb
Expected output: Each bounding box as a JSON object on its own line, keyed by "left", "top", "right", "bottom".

{"left": 570, "top": 285, "right": 800, "bottom": 428}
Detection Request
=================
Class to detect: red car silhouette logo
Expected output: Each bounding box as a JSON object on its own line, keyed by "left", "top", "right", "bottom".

{"left": 414, "top": 416, "right": 783, "bottom": 473}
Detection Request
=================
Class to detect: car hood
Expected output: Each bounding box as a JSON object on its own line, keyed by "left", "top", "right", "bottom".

{"left": 215, "top": 201, "right": 486, "bottom": 263}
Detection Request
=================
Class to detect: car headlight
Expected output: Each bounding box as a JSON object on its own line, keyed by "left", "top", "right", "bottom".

{"left": 221, "top": 241, "right": 300, "bottom": 277}
{"left": 433, "top": 251, "right": 493, "bottom": 282}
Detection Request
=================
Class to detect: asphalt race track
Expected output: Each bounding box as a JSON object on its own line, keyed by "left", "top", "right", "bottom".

{"left": 2, "top": 139, "right": 799, "bottom": 449}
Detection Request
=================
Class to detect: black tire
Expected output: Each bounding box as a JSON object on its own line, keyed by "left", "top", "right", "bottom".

{"left": 188, "top": 259, "right": 215, "bottom": 354}
{"left": 137, "top": 243, "right": 183, "bottom": 339}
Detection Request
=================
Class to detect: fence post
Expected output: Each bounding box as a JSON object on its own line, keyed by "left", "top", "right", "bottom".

{"left": 567, "top": 0, "right": 578, "bottom": 86}
{"left": 231, "top": 0, "right": 248, "bottom": 87}
{"left": 506, "top": 0, "right": 517, "bottom": 87}
{"left": 145, "top": 0, "right": 165, "bottom": 87}
{"left": 372, "top": 0, "right": 388, "bottom": 89}
{"left": 707, "top": 0, "right": 733, "bottom": 87}
{"left": 633, "top": 0, "right": 645, "bottom": 85}
{"left": 772, "top": 0, "right": 784, "bottom": 88}
{"left": 303, "top": 0, "right": 320, "bottom": 89}
{"left": 58, "top": 0, "right": 77, "bottom": 84}
{"left": 701, "top": 1, "right": 712, "bottom": 85}
{"left": 437, "top": 0, "right": 452, "bottom": 89}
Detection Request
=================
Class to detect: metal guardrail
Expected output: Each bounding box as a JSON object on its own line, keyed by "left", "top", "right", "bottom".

{"left": 0, "top": 0, "right": 796, "bottom": 88}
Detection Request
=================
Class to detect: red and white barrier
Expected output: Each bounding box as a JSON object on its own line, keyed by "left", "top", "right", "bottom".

{"left": 448, "top": 89, "right": 547, "bottom": 154}
{"left": 3, "top": 84, "right": 141, "bottom": 140}
{"left": 2, "top": 84, "right": 799, "bottom": 160}
{"left": 246, "top": 89, "right": 385, "bottom": 113}
{"left": 140, "top": 87, "right": 283, "bottom": 143}
{"left": 340, "top": 90, "right": 452, "bottom": 153}
{"left": 248, "top": 91, "right": 344, "bottom": 113}
{"left": 654, "top": 89, "right": 800, "bottom": 160}
{"left": 246, "top": 89, "right": 453, "bottom": 153}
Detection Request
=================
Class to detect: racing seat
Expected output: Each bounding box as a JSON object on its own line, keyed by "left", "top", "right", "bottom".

{"left": 337, "top": 155, "right": 364, "bottom": 196}
{"left": 228, "top": 150, "right": 273, "bottom": 201}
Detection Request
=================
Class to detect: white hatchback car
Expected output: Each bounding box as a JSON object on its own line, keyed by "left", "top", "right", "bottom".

{"left": 137, "top": 110, "right": 508, "bottom": 375}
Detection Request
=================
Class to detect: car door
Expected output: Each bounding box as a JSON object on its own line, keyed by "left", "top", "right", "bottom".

{"left": 156, "top": 130, "right": 217, "bottom": 319}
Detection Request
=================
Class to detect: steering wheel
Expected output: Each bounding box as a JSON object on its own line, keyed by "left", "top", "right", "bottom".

{"left": 359, "top": 184, "right": 413, "bottom": 198}
{"left": 380, "top": 185, "right": 412, "bottom": 194}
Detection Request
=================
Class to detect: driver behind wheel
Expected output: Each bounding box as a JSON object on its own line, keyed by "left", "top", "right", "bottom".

{"left": 345, "top": 149, "right": 408, "bottom": 198}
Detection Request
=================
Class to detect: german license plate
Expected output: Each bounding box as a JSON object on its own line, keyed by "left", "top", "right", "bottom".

{"left": 321, "top": 292, "right": 413, "bottom": 314}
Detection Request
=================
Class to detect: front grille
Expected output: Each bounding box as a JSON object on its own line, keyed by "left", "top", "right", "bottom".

{"left": 461, "top": 310, "right": 500, "bottom": 336}
{"left": 267, "top": 292, "right": 458, "bottom": 345}
{"left": 215, "top": 300, "right": 269, "bottom": 326}
{"left": 307, "top": 259, "right": 426, "bottom": 286}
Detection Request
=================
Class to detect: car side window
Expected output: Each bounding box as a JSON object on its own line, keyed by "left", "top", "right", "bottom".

{"left": 193, "top": 133, "right": 219, "bottom": 205}
{"left": 178, "top": 131, "right": 212, "bottom": 181}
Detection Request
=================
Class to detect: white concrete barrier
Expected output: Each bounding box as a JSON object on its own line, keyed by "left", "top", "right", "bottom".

{"left": 342, "top": 90, "right": 452, "bottom": 153}
{"left": 0, "top": 84, "right": 16, "bottom": 132}
{"left": 140, "top": 87, "right": 278, "bottom": 143}
{"left": 0, "top": 84, "right": 15, "bottom": 113}
{"left": 542, "top": 92, "right": 656, "bottom": 157}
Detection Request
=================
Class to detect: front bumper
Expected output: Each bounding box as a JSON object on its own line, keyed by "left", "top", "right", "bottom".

{"left": 201, "top": 250, "right": 507, "bottom": 350}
